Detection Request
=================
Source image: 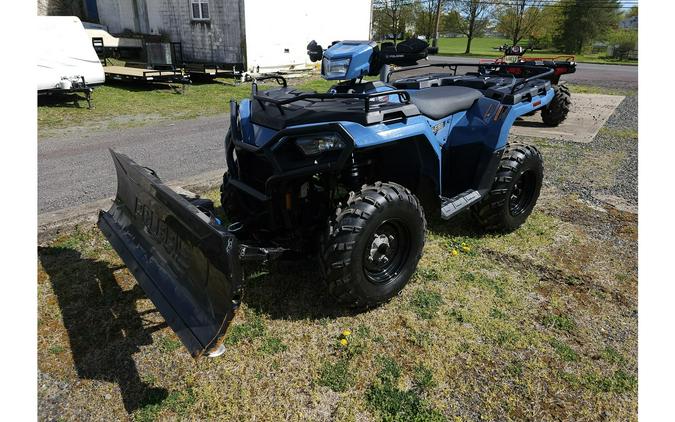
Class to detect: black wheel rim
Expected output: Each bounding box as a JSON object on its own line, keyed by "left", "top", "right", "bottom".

{"left": 509, "top": 170, "right": 537, "bottom": 216}
{"left": 363, "top": 219, "right": 411, "bottom": 284}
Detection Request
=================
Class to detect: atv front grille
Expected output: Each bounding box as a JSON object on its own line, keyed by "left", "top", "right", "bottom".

{"left": 235, "top": 148, "right": 275, "bottom": 194}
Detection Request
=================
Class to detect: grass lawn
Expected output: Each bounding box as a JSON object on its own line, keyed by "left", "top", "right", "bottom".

{"left": 37, "top": 78, "right": 638, "bottom": 419}
{"left": 38, "top": 185, "right": 637, "bottom": 421}
{"left": 38, "top": 76, "right": 335, "bottom": 138}
{"left": 436, "top": 37, "right": 638, "bottom": 65}
{"left": 436, "top": 36, "right": 513, "bottom": 56}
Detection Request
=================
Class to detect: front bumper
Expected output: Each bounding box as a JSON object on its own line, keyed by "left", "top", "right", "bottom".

{"left": 226, "top": 101, "right": 355, "bottom": 201}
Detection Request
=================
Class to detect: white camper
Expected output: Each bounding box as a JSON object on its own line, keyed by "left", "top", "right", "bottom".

{"left": 37, "top": 16, "right": 105, "bottom": 100}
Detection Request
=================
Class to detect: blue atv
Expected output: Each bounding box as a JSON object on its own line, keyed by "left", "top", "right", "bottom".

{"left": 99, "top": 39, "right": 555, "bottom": 357}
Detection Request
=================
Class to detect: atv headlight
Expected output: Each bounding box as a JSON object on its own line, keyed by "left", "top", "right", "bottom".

{"left": 294, "top": 133, "right": 345, "bottom": 156}
{"left": 322, "top": 57, "right": 351, "bottom": 79}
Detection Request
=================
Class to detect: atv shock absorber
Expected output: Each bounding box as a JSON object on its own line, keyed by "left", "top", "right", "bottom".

{"left": 344, "top": 153, "right": 364, "bottom": 189}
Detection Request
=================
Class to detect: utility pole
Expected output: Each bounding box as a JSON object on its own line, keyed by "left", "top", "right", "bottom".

{"left": 369, "top": 0, "right": 374, "bottom": 40}
{"left": 432, "top": 0, "right": 442, "bottom": 47}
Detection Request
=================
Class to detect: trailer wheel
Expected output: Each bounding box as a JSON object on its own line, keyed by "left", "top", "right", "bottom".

{"left": 541, "top": 84, "right": 571, "bottom": 126}
{"left": 320, "top": 182, "right": 426, "bottom": 308}
{"left": 473, "top": 143, "right": 543, "bottom": 232}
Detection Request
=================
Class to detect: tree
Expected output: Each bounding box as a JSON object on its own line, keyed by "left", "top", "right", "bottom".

{"left": 554, "top": 0, "right": 622, "bottom": 54}
{"left": 372, "top": 0, "right": 402, "bottom": 42}
{"left": 441, "top": 10, "right": 463, "bottom": 35}
{"left": 495, "top": 0, "right": 543, "bottom": 46}
{"left": 414, "top": 0, "right": 444, "bottom": 39}
{"left": 454, "top": 0, "right": 494, "bottom": 54}
{"left": 625, "top": 6, "right": 638, "bottom": 19}
{"left": 372, "top": 0, "right": 410, "bottom": 43}
{"left": 608, "top": 29, "right": 637, "bottom": 59}
{"left": 37, "top": 0, "right": 85, "bottom": 18}
{"left": 526, "top": 4, "right": 562, "bottom": 49}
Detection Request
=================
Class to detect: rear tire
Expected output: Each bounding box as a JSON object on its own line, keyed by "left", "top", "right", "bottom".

{"left": 473, "top": 143, "right": 543, "bottom": 232}
{"left": 541, "top": 84, "right": 571, "bottom": 126}
{"left": 320, "top": 182, "right": 426, "bottom": 308}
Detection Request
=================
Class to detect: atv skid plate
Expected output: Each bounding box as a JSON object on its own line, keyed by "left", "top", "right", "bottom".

{"left": 98, "top": 150, "right": 277, "bottom": 358}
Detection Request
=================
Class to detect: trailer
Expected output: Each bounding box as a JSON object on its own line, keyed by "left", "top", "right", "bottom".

{"left": 182, "top": 62, "right": 242, "bottom": 81}
{"left": 83, "top": 22, "right": 143, "bottom": 60}
{"left": 37, "top": 16, "right": 105, "bottom": 109}
{"left": 102, "top": 64, "right": 190, "bottom": 91}
{"left": 95, "top": 40, "right": 191, "bottom": 90}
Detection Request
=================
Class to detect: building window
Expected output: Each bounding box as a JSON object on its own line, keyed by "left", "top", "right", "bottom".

{"left": 191, "top": 0, "right": 209, "bottom": 21}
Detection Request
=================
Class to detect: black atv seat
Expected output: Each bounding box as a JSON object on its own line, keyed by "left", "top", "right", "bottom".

{"left": 408, "top": 86, "right": 482, "bottom": 120}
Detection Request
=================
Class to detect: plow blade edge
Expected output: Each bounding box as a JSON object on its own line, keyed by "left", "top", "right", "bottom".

{"left": 98, "top": 150, "right": 242, "bottom": 358}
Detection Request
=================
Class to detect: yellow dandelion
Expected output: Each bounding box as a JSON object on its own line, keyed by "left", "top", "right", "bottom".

{"left": 340, "top": 338, "right": 348, "bottom": 346}
{"left": 461, "top": 245, "right": 471, "bottom": 252}
{"left": 342, "top": 329, "right": 352, "bottom": 337}
{"left": 451, "top": 249, "right": 459, "bottom": 256}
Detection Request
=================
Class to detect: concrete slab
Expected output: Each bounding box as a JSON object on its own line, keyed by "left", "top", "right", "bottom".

{"left": 511, "top": 93, "right": 625, "bottom": 143}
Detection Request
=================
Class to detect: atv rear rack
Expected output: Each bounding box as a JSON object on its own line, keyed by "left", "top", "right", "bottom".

{"left": 386, "top": 63, "right": 554, "bottom": 94}
{"left": 386, "top": 62, "right": 554, "bottom": 94}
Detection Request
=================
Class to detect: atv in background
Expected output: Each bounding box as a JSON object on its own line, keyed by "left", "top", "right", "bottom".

{"left": 482, "top": 44, "right": 576, "bottom": 126}
{"left": 98, "top": 38, "right": 557, "bottom": 358}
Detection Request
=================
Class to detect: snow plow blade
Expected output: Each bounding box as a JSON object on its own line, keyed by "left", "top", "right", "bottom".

{"left": 97, "top": 150, "right": 242, "bottom": 358}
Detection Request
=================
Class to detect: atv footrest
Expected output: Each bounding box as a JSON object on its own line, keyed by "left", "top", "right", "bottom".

{"left": 440, "top": 190, "right": 482, "bottom": 220}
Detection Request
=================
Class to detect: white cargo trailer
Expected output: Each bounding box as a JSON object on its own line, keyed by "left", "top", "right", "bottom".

{"left": 37, "top": 16, "right": 105, "bottom": 108}
{"left": 242, "top": 0, "right": 371, "bottom": 73}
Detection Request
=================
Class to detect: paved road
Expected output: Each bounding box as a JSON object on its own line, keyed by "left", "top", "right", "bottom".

{"left": 429, "top": 56, "right": 637, "bottom": 86}
{"left": 38, "top": 60, "right": 637, "bottom": 214}
{"left": 38, "top": 115, "right": 230, "bottom": 213}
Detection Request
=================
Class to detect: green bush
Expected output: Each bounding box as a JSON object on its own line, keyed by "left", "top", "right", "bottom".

{"left": 607, "top": 29, "right": 638, "bottom": 58}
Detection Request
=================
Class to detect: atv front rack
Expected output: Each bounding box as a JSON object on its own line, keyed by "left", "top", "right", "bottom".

{"left": 252, "top": 87, "right": 412, "bottom": 115}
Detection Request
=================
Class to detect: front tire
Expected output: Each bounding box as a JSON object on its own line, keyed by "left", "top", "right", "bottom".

{"left": 473, "top": 143, "right": 543, "bottom": 232}
{"left": 541, "top": 84, "right": 571, "bottom": 126}
{"left": 320, "top": 182, "right": 426, "bottom": 308}
{"left": 220, "top": 171, "right": 248, "bottom": 223}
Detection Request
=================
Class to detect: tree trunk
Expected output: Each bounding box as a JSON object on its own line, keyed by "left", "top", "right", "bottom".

{"left": 465, "top": 35, "right": 473, "bottom": 54}
{"left": 432, "top": 0, "right": 442, "bottom": 47}
{"left": 465, "top": 14, "right": 476, "bottom": 54}
{"left": 391, "top": 16, "right": 397, "bottom": 43}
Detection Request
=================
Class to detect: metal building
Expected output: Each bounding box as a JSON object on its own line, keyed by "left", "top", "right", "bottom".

{"left": 89, "top": 0, "right": 371, "bottom": 73}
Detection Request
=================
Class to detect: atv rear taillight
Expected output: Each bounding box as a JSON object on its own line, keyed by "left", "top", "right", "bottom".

{"left": 506, "top": 66, "right": 523, "bottom": 75}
